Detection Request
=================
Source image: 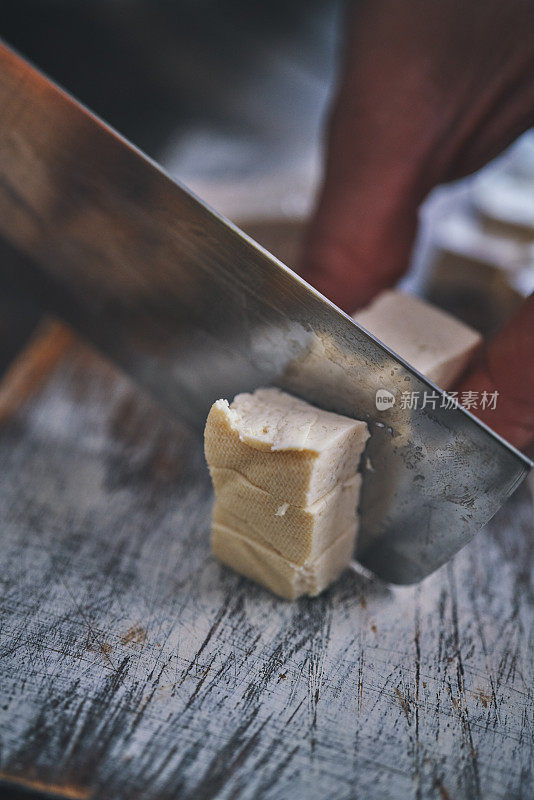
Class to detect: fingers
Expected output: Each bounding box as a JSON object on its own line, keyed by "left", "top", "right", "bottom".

{"left": 299, "top": 194, "right": 418, "bottom": 313}
{"left": 300, "top": 2, "right": 426, "bottom": 311}
{"left": 300, "top": 0, "right": 534, "bottom": 311}
{"left": 455, "top": 294, "right": 534, "bottom": 452}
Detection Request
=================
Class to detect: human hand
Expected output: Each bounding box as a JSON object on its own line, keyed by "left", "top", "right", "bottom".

{"left": 300, "top": 0, "right": 534, "bottom": 449}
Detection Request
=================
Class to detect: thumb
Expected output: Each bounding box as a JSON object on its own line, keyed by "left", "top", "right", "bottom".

{"left": 300, "top": 152, "right": 419, "bottom": 312}
{"left": 455, "top": 294, "right": 534, "bottom": 452}
{"left": 298, "top": 2, "right": 433, "bottom": 312}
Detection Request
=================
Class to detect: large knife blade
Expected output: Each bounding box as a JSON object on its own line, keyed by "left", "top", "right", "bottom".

{"left": 0, "top": 41, "right": 530, "bottom": 583}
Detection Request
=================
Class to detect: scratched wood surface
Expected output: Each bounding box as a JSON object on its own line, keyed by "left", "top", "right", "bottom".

{"left": 0, "top": 324, "right": 532, "bottom": 800}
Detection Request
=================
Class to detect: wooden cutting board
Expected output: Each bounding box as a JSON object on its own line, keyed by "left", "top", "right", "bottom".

{"left": 0, "top": 321, "right": 532, "bottom": 800}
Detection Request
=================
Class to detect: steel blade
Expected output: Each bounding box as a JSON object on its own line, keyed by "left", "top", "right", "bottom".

{"left": 0, "top": 41, "right": 530, "bottom": 583}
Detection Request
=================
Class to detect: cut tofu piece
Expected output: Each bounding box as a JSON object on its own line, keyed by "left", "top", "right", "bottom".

{"left": 210, "top": 469, "right": 361, "bottom": 564}
{"left": 212, "top": 513, "right": 356, "bottom": 600}
{"left": 204, "top": 388, "right": 369, "bottom": 506}
{"left": 353, "top": 290, "right": 482, "bottom": 389}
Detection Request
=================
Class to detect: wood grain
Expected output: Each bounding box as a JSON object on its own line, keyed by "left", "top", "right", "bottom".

{"left": 0, "top": 318, "right": 74, "bottom": 426}
{"left": 0, "top": 332, "right": 532, "bottom": 800}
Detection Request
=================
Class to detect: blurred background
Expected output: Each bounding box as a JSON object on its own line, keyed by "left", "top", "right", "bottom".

{"left": 2, "top": 0, "right": 534, "bottom": 336}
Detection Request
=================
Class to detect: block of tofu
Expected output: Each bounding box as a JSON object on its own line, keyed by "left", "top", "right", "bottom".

{"left": 353, "top": 290, "right": 482, "bottom": 389}
{"left": 210, "top": 469, "right": 361, "bottom": 564}
{"left": 204, "top": 388, "right": 369, "bottom": 506}
{"left": 212, "top": 510, "right": 356, "bottom": 600}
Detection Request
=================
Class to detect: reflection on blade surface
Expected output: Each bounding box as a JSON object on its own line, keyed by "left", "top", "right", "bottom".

{"left": 0, "top": 41, "right": 530, "bottom": 583}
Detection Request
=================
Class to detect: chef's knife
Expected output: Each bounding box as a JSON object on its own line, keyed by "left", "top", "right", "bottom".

{"left": 0, "top": 41, "right": 530, "bottom": 583}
